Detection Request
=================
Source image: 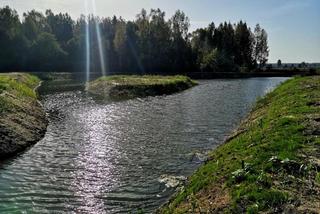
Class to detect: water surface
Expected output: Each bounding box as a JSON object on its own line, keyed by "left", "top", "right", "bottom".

{"left": 0, "top": 78, "right": 287, "bottom": 213}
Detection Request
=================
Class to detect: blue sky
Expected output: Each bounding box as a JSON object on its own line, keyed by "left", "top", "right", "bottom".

{"left": 1, "top": 0, "right": 319, "bottom": 63}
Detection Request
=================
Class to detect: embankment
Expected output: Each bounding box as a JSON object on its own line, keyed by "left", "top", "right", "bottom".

{"left": 0, "top": 73, "right": 47, "bottom": 159}
{"left": 86, "top": 75, "right": 197, "bottom": 100}
{"left": 159, "top": 76, "right": 320, "bottom": 213}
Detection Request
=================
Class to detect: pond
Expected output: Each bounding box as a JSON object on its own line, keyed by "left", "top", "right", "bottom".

{"left": 0, "top": 77, "right": 287, "bottom": 213}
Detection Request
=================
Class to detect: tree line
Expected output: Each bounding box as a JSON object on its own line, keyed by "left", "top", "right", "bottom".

{"left": 0, "top": 6, "right": 269, "bottom": 74}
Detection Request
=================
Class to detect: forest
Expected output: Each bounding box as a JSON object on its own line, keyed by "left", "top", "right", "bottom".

{"left": 0, "top": 6, "right": 269, "bottom": 74}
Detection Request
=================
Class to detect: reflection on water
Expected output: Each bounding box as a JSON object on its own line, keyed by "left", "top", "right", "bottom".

{"left": 0, "top": 78, "right": 288, "bottom": 213}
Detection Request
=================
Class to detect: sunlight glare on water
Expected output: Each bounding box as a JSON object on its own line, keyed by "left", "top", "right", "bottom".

{"left": 72, "top": 106, "right": 122, "bottom": 213}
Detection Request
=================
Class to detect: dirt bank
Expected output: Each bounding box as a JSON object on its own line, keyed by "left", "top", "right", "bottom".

{"left": 0, "top": 73, "right": 47, "bottom": 160}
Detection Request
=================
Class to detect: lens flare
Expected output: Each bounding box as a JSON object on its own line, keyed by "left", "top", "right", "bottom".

{"left": 91, "top": 0, "right": 107, "bottom": 77}
{"left": 85, "top": 0, "right": 90, "bottom": 83}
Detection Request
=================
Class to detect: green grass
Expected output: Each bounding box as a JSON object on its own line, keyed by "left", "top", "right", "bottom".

{"left": 0, "top": 73, "right": 40, "bottom": 98}
{"left": 88, "top": 75, "right": 198, "bottom": 99}
{"left": 0, "top": 73, "right": 40, "bottom": 113}
{"left": 95, "top": 75, "right": 197, "bottom": 86}
{"left": 160, "top": 76, "right": 320, "bottom": 213}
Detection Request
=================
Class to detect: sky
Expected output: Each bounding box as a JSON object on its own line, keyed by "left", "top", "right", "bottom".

{"left": 1, "top": 0, "right": 319, "bottom": 63}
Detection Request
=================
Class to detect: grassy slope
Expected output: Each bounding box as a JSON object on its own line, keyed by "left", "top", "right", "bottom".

{"left": 160, "top": 76, "right": 320, "bottom": 213}
{"left": 0, "top": 73, "right": 47, "bottom": 158}
{"left": 87, "top": 75, "right": 197, "bottom": 99}
{"left": 0, "top": 73, "right": 40, "bottom": 113}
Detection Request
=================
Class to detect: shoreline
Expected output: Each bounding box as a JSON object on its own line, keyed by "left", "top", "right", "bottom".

{"left": 1, "top": 69, "right": 313, "bottom": 82}
{"left": 159, "top": 76, "right": 320, "bottom": 213}
{"left": 0, "top": 73, "right": 48, "bottom": 160}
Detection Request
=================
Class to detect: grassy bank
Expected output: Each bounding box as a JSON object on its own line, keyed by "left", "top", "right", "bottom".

{"left": 0, "top": 73, "right": 47, "bottom": 159}
{"left": 86, "top": 75, "right": 197, "bottom": 100}
{"left": 159, "top": 76, "right": 320, "bottom": 213}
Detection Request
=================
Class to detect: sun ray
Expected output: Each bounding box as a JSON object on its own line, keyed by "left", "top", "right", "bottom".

{"left": 91, "top": 0, "right": 107, "bottom": 77}
{"left": 85, "top": 0, "right": 91, "bottom": 83}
